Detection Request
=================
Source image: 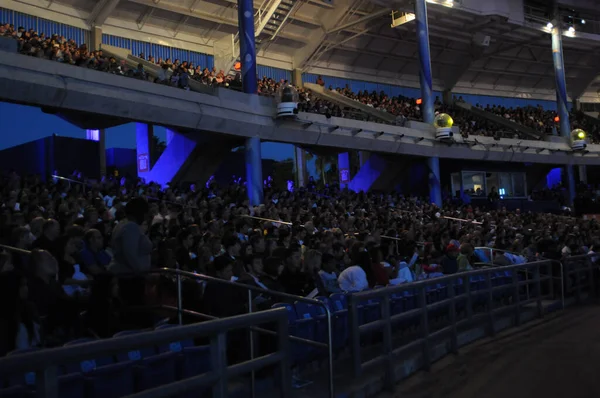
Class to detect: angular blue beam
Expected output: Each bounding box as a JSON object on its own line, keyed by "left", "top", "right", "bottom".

{"left": 238, "top": 0, "right": 263, "bottom": 204}
{"left": 415, "top": 0, "right": 441, "bottom": 207}
{"left": 551, "top": 23, "right": 575, "bottom": 205}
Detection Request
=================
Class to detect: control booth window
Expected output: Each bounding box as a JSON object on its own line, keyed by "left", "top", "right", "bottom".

{"left": 453, "top": 171, "right": 527, "bottom": 199}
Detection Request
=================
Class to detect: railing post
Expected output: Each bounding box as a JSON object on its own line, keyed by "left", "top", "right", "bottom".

{"left": 587, "top": 256, "right": 596, "bottom": 296}
{"left": 448, "top": 278, "right": 458, "bottom": 354}
{"left": 485, "top": 271, "right": 495, "bottom": 336}
{"left": 277, "top": 311, "right": 291, "bottom": 398}
{"left": 36, "top": 366, "right": 58, "bottom": 398}
{"left": 547, "top": 260, "right": 554, "bottom": 300}
{"left": 575, "top": 260, "right": 582, "bottom": 303}
{"left": 512, "top": 269, "right": 521, "bottom": 326}
{"left": 534, "top": 265, "right": 543, "bottom": 318}
{"left": 560, "top": 261, "right": 565, "bottom": 310}
{"left": 324, "top": 306, "right": 334, "bottom": 398}
{"left": 464, "top": 274, "right": 473, "bottom": 323}
{"left": 176, "top": 268, "right": 183, "bottom": 326}
{"left": 248, "top": 290, "right": 256, "bottom": 398}
{"left": 419, "top": 287, "right": 431, "bottom": 370}
{"left": 381, "top": 294, "right": 393, "bottom": 390}
{"left": 210, "top": 332, "right": 228, "bottom": 398}
{"left": 348, "top": 294, "right": 362, "bottom": 377}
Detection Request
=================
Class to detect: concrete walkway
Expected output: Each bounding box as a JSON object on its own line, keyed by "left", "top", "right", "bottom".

{"left": 386, "top": 305, "right": 600, "bottom": 398}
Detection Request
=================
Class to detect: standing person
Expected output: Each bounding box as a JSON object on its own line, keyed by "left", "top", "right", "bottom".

{"left": 108, "top": 198, "right": 152, "bottom": 307}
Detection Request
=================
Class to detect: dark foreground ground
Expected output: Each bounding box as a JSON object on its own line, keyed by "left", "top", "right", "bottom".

{"left": 385, "top": 305, "right": 600, "bottom": 398}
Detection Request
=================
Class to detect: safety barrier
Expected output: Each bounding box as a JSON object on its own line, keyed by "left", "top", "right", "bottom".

{"left": 347, "top": 260, "right": 561, "bottom": 389}
{"left": 151, "top": 268, "right": 335, "bottom": 398}
{"left": 0, "top": 308, "right": 291, "bottom": 398}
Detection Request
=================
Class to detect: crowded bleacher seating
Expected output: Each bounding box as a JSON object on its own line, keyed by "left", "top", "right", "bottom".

{"left": 3, "top": 12, "right": 600, "bottom": 397}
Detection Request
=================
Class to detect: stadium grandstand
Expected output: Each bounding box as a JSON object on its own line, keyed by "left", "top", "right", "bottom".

{"left": 1, "top": 0, "right": 600, "bottom": 397}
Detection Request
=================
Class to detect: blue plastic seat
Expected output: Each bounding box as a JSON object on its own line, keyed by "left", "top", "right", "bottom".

{"left": 154, "top": 324, "right": 211, "bottom": 382}
{"left": 112, "top": 330, "right": 177, "bottom": 392}
{"left": 63, "top": 338, "right": 114, "bottom": 374}
{"left": 84, "top": 361, "right": 136, "bottom": 398}
{"left": 319, "top": 295, "right": 348, "bottom": 350}
{"left": 113, "top": 330, "right": 157, "bottom": 362}
{"left": 272, "top": 303, "right": 315, "bottom": 364}
{"left": 5, "top": 348, "right": 42, "bottom": 388}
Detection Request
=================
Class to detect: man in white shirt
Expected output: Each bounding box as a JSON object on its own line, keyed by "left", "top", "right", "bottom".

{"left": 338, "top": 265, "right": 369, "bottom": 292}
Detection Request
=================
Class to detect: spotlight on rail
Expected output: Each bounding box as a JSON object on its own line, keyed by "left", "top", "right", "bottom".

{"left": 276, "top": 83, "right": 299, "bottom": 119}
{"left": 546, "top": 22, "right": 553, "bottom": 29}
{"left": 434, "top": 113, "right": 454, "bottom": 141}
{"left": 571, "top": 128, "right": 587, "bottom": 151}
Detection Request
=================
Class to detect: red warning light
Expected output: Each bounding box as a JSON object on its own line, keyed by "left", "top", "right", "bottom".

{"left": 554, "top": 116, "right": 560, "bottom": 123}
{"left": 416, "top": 98, "right": 422, "bottom": 105}
{"left": 234, "top": 62, "right": 241, "bottom": 71}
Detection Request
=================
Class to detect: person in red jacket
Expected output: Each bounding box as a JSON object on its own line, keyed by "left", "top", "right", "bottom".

{"left": 368, "top": 246, "right": 390, "bottom": 287}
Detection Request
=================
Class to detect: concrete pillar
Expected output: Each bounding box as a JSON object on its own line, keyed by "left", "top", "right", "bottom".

{"left": 428, "top": 157, "right": 442, "bottom": 207}
{"left": 91, "top": 26, "right": 102, "bottom": 51}
{"left": 98, "top": 129, "right": 106, "bottom": 178}
{"left": 579, "top": 165, "right": 588, "bottom": 184}
{"left": 358, "top": 151, "right": 370, "bottom": 167}
{"left": 86, "top": 129, "right": 106, "bottom": 178}
{"left": 338, "top": 152, "right": 351, "bottom": 189}
{"left": 292, "top": 68, "right": 303, "bottom": 87}
{"left": 415, "top": 0, "right": 434, "bottom": 125}
{"left": 245, "top": 137, "right": 263, "bottom": 205}
{"left": 136, "top": 123, "right": 154, "bottom": 180}
{"left": 442, "top": 89, "right": 453, "bottom": 105}
{"left": 295, "top": 147, "right": 307, "bottom": 188}
{"left": 551, "top": 17, "right": 575, "bottom": 205}
{"left": 238, "top": 0, "right": 257, "bottom": 94}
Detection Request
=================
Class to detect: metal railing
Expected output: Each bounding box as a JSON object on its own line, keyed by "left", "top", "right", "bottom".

{"left": 562, "top": 253, "right": 599, "bottom": 302}
{"left": 149, "top": 268, "right": 335, "bottom": 398}
{"left": 347, "top": 260, "right": 560, "bottom": 389}
{"left": 0, "top": 308, "right": 291, "bottom": 398}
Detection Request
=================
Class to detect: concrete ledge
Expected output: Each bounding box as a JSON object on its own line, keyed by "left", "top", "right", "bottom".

{"left": 1, "top": 50, "right": 599, "bottom": 166}
{"left": 0, "top": 36, "right": 17, "bottom": 53}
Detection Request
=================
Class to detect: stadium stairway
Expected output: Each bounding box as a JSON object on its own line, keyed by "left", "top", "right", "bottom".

{"left": 303, "top": 83, "right": 398, "bottom": 125}
{"left": 101, "top": 45, "right": 216, "bottom": 96}
{"left": 453, "top": 101, "right": 542, "bottom": 140}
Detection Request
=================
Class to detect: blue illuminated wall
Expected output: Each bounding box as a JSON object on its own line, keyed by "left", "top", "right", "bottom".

{"left": 102, "top": 34, "right": 214, "bottom": 69}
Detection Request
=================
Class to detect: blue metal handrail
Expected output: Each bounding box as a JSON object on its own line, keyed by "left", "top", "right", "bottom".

{"left": 0, "top": 308, "right": 291, "bottom": 398}
{"left": 347, "top": 259, "right": 562, "bottom": 389}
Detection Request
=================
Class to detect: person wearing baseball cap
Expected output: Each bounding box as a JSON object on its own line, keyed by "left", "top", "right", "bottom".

{"left": 441, "top": 244, "right": 459, "bottom": 274}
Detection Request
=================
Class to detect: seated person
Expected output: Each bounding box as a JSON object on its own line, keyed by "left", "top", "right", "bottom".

{"left": 318, "top": 253, "right": 343, "bottom": 294}
{"left": 79, "top": 228, "right": 111, "bottom": 275}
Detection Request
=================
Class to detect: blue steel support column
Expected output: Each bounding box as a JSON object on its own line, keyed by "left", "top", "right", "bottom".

{"left": 551, "top": 23, "right": 575, "bottom": 205}
{"left": 238, "top": 0, "right": 263, "bottom": 204}
{"left": 415, "top": 0, "right": 441, "bottom": 207}
{"left": 245, "top": 137, "right": 263, "bottom": 205}
{"left": 238, "top": 0, "right": 257, "bottom": 94}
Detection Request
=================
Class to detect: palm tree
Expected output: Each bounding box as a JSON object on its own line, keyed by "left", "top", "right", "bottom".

{"left": 305, "top": 152, "right": 337, "bottom": 186}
